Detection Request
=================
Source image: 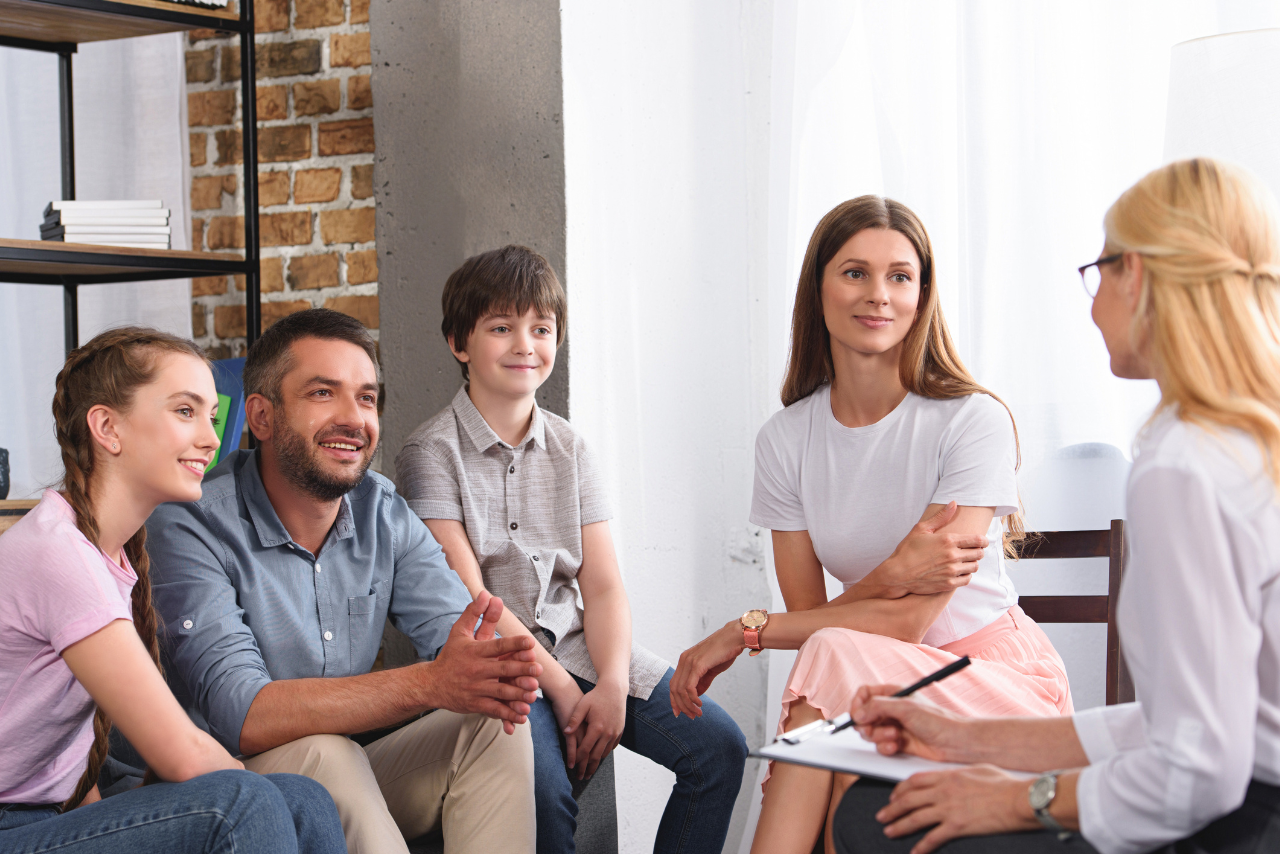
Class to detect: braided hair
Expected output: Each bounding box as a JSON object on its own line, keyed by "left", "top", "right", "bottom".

{"left": 52, "top": 326, "right": 209, "bottom": 811}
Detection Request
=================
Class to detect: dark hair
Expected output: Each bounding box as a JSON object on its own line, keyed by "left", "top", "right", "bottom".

{"left": 781, "top": 195, "right": 1025, "bottom": 552}
{"left": 243, "top": 308, "right": 378, "bottom": 406}
{"left": 440, "top": 245, "right": 567, "bottom": 379}
{"left": 52, "top": 326, "right": 209, "bottom": 811}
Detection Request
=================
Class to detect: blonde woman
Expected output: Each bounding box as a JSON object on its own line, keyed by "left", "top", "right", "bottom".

{"left": 669, "top": 196, "right": 1071, "bottom": 854}
{"left": 839, "top": 158, "right": 1280, "bottom": 854}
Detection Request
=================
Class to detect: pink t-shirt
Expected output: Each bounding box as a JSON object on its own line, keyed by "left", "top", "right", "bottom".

{"left": 0, "top": 489, "right": 135, "bottom": 804}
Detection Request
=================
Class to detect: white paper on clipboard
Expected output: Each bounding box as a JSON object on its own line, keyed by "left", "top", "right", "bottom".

{"left": 752, "top": 727, "right": 1027, "bottom": 783}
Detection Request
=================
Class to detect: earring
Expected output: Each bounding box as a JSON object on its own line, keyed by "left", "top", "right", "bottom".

{"left": 112, "top": 443, "right": 118, "bottom": 451}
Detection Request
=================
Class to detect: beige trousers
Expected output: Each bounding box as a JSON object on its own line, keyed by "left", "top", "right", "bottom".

{"left": 242, "top": 712, "right": 535, "bottom": 854}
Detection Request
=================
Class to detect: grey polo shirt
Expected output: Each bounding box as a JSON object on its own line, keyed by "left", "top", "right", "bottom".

{"left": 395, "top": 386, "right": 669, "bottom": 700}
{"left": 147, "top": 449, "right": 472, "bottom": 754}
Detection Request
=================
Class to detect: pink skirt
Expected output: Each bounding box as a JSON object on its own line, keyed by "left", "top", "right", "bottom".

{"left": 766, "top": 605, "right": 1072, "bottom": 788}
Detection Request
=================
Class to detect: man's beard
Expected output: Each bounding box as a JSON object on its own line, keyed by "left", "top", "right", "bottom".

{"left": 273, "top": 413, "right": 374, "bottom": 502}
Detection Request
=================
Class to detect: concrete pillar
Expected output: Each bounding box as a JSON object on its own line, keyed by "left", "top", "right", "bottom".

{"left": 371, "top": 0, "right": 568, "bottom": 473}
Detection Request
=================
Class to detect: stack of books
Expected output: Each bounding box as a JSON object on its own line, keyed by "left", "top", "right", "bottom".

{"left": 41, "top": 200, "right": 171, "bottom": 249}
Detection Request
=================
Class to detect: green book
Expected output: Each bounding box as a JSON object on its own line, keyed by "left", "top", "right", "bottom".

{"left": 211, "top": 392, "right": 232, "bottom": 468}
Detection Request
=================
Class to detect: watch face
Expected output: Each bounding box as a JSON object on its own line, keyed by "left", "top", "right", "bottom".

{"left": 742, "top": 609, "right": 768, "bottom": 629}
{"left": 1029, "top": 775, "right": 1056, "bottom": 810}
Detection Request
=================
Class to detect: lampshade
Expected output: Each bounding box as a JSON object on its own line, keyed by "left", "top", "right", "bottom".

{"left": 1165, "top": 28, "right": 1280, "bottom": 201}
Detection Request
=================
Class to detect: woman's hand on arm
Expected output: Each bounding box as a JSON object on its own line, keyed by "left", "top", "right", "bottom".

{"left": 61, "top": 619, "right": 242, "bottom": 781}
{"left": 671, "top": 620, "right": 746, "bottom": 719}
{"left": 569, "top": 521, "right": 631, "bottom": 779}
{"left": 832, "top": 502, "right": 990, "bottom": 604}
{"left": 425, "top": 518, "right": 579, "bottom": 737}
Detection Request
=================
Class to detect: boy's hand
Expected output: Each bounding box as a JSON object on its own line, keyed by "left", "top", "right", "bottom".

{"left": 548, "top": 681, "right": 587, "bottom": 769}
{"left": 428, "top": 592, "right": 542, "bottom": 734}
{"left": 564, "top": 681, "right": 627, "bottom": 780}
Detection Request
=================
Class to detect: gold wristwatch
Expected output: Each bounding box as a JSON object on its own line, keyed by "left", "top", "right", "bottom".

{"left": 740, "top": 609, "right": 769, "bottom": 656}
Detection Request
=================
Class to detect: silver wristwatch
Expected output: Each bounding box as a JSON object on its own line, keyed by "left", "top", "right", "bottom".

{"left": 1029, "top": 773, "right": 1066, "bottom": 834}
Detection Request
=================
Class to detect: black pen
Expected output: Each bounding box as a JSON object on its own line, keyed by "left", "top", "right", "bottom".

{"left": 828, "top": 655, "right": 971, "bottom": 735}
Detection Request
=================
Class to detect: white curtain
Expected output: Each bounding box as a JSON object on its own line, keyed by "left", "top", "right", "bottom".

{"left": 563, "top": 2, "right": 1280, "bottom": 851}
{"left": 0, "top": 33, "right": 192, "bottom": 499}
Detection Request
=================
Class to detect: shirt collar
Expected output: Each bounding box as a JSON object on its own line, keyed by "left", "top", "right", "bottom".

{"left": 238, "top": 449, "right": 355, "bottom": 550}
{"left": 452, "top": 385, "right": 546, "bottom": 452}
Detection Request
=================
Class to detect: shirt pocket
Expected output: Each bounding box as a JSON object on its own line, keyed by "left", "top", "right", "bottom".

{"left": 348, "top": 579, "right": 390, "bottom": 670}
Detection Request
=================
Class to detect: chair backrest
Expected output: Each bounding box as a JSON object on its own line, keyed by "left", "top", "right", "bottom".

{"left": 1012, "top": 520, "right": 1134, "bottom": 705}
{"left": 0, "top": 499, "right": 38, "bottom": 537}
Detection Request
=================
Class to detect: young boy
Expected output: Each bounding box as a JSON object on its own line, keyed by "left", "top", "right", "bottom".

{"left": 395, "top": 245, "right": 748, "bottom": 854}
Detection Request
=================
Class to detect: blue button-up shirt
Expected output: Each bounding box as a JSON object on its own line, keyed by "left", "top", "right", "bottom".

{"left": 147, "top": 449, "right": 471, "bottom": 754}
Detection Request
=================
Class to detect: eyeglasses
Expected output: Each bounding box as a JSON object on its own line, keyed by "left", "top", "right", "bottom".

{"left": 1078, "top": 254, "right": 1123, "bottom": 299}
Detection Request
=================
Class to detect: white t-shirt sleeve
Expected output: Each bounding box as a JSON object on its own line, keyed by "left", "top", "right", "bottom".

{"left": 931, "top": 394, "right": 1019, "bottom": 517}
{"left": 749, "top": 413, "right": 807, "bottom": 530}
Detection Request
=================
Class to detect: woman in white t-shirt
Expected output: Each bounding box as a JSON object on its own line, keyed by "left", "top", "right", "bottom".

{"left": 669, "top": 196, "right": 1071, "bottom": 854}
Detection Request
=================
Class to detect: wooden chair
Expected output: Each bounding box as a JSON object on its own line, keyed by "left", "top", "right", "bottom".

{"left": 1013, "top": 519, "right": 1134, "bottom": 705}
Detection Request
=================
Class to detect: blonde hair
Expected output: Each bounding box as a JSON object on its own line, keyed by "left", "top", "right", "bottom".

{"left": 1105, "top": 158, "right": 1280, "bottom": 483}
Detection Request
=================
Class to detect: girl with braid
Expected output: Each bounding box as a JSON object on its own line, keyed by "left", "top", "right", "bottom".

{"left": 0, "top": 327, "right": 345, "bottom": 854}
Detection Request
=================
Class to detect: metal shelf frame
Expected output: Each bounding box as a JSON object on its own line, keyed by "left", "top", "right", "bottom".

{"left": 0, "top": 0, "right": 263, "bottom": 354}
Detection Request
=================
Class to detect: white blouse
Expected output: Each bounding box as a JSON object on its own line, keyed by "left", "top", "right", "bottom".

{"left": 1074, "top": 409, "right": 1280, "bottom": 854}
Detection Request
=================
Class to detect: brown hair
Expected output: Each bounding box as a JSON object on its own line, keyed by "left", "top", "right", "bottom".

{"left": 781, "top": 196, "right": 1024, "bottom": 550}
{"left": 243, "top": 307, "right": 378, "bottom": 408}
{"left": 440, "top": 245, "right": 567, "bottom": 379}
{"left": 52, "top": 326, "right": 209, "bottom": 811}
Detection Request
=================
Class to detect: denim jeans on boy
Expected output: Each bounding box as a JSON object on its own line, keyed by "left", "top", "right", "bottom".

{"left": 528, "top": 667, "right": 748, "bottom": 854}
{"left": 0, "top": 769, "right": 345, "bottom": 854}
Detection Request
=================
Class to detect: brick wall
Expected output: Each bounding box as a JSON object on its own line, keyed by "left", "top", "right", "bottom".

{"left": 186, "top": 0, "right": 378, "bottom": 360}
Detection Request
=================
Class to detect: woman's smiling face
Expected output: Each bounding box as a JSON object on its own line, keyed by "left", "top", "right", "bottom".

{"left": 820, "top": 227, "right": 922, "bottom": 359}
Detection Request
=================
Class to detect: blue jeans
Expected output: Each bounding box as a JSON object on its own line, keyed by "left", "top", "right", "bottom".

{"left": 528, "top": 668, "right": 748, "bottom": 854}
{"left": 0, "top": 770, "right": 345, "bottom": 854}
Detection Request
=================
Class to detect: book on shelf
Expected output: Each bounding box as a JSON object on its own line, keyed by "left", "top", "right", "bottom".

{"left": 40, "top": 200, "right": 172, "bottom": 249}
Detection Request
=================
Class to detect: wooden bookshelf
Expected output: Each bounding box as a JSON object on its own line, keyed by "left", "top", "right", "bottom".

{"left": 0, "top": 237, "right": 247, "bottom": 284}
{"left": 0, "top": 0, "right": 242, "bottom": 44}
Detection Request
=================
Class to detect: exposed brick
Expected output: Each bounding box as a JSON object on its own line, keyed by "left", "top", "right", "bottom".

{"left": 190, "top": 132, "right": 208, "bottom": 167}
{"left": 259, "top": 171, "right": 290, "bottom": 206}
{"left": 235, "top": 257, "right": 284, "bottom": 292}
{"left": 347, "top": 74, "right": 371, "bottom": 110}
{"left": 350, "top": 0, "right": 369, "bottom": 24}
{"left": 256, "top": 85, "right": 288, "bottom": 121}
{"left": 192, "top": 218, "right": 205, "bottom": 251}
{"left": 294, "top": 0, "right": 343, "bottom": 29}
{"left": 189, "top": 89, "right": 236, "bottom": 127}
{"left": 320, "top": 208, "right": 374, "bottom": 244}
{"left": 330, "top": 32, "right": 370, "bottom": 68}
{"left": 205, "top": 342, "right": 245, "bottom": 360}
{"left": 293, "top": 79, "right": 340, "bottom": 116}
{"left": 261, "top": 211, "right": 312, "bottom": 246}
{"left": 258, "top": 40, "right": 322, "bottom": 78}
{"left": 192, "top": 303, "right": 207, "bottom": 338}
{"left": 318, "top": 118, "right": 373, "bottom": 155}
{"left": 215, "top": 129, "right": 243, "bottom": 165}
{"left": 294, "top": 168, "right": 340, "bottom": 203}
{"left": 323, "top": 294, "right": 378, "bottom": 328}
{"left": 255, "top": 0, "right": 289, "bottom": 32}
{"left": 350, "top": 163, "right": 373, "bottom": 200}
{"left": 214, "top": 304, "right": 245, "bottom": 338}
{"left": 263, "top": 299, "right": 312, "bottom": 329}
{"left": 186, "top": 48, "right": 216, "bottom": 83}
{"left": 222, "top": 45, "right": 241, "bottom": 82}
{"left": 345, "top": 249, "right": 377, "bottom": 284}
{"left": 191, "top": 176, "right": 227, "bottom": 211}
{"left": 287, "top": 252, "right": 339, "bottom": 290}
{"left": 192, "top": 275, "right": 228, "bottom": 296}
{"left": 223, "top": 174, "right": 238, "bottom": 195}
{"left": 189, "top": 28, "right": 220, "bottom": 43}
{"left": 207, "top": 217, "right": 244, "bottom": 250}
{"left": 258, "top": 124, "right": 311, "bottom": 162}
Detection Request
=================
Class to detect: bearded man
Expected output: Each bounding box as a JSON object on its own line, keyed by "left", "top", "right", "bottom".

{"left": 148, "top": 308, "right": 538, "bottom": 854}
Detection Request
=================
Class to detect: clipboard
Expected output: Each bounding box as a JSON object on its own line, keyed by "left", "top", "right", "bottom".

{"left": 751, "top": 722, "right": 1032, "bottom": 783}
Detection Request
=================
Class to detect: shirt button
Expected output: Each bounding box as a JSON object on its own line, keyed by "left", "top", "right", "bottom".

{"left": 315, "top": 564, "right": 322, "bottom": 573}
{"left": 510, "top": 522, "right": 518, "bottom": 531}
{"left": 323, "top": 631, "right": 333, "bottom": 641}
{"left": 183, "top": 619, "right": 194, "bottom": 630}
{"left": 509, "top": 465, "right": 515, "bottom": 474}
{"left": 532, "top": 555, "right": 540, "bottom": 561}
